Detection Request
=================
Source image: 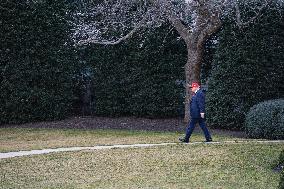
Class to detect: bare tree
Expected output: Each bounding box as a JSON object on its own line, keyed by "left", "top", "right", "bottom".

{"left": 73, "top": 0, "right": 275, "bottom": 122}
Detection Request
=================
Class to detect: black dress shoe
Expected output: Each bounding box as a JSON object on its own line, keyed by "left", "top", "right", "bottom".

{"left": 179, "top": 137, "right": 189, "bottom": 143}
{"left": 205, "top": 139, "right": 213, "bottom": 142}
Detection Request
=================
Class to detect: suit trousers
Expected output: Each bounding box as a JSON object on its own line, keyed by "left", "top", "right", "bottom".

{"left": 185, "top": 118, "right": 212, "bottom": 142}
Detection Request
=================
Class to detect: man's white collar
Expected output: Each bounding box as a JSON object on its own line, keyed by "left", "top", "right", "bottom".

{"left": 194, "top": 88, "right": 200, "bottom": 93}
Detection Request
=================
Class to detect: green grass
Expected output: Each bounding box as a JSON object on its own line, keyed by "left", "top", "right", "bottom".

{"left": 0, "top": 127, "right": 237, "bottom": 153}
{"left": 0, "top": 143, "right": 283, "bottom": 189}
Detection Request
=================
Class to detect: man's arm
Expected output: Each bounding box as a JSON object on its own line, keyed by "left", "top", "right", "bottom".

{"left": 197, "top": 91, "right": 206, "bottom": 118}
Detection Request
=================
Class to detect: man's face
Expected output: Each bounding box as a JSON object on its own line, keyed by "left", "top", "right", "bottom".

{"left": 191, "top": 86, "right": 198, "bottom": 92}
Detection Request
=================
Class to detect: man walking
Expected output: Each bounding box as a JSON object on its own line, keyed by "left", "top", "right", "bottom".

{"left": 179, "top": 82, "right": 212, "bottom": 143}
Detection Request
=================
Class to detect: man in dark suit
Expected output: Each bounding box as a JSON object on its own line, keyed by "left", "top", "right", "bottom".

{"left": 179, "top": 82, "right": 212, "bottom": 143}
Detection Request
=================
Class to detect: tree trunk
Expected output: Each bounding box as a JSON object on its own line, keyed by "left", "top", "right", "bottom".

{"left": 184, "top": 42, "right": 204, "bottom": 123}
{"left": 164, "top": 1, "right": 222, "bottom": 123}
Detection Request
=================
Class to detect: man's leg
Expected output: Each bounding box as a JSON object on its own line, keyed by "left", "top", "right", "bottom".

{"left": 183, "top": 118, "right": 198, "bottom": 142}
{"left": 198, "top": 118, "right": 212, "bottom": 141}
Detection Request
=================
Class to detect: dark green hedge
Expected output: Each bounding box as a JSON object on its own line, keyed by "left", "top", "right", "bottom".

{"left": 245, "top": 99, "right": 284, "bottom": 139}
{"left": 0, "top": 1, "right": 77, "bottom": 124}
{"left": 84, "top": 25, "right": 187, "bottom": 117}
{"left": 206, "top": 6, "right": 284, "bottom": 130}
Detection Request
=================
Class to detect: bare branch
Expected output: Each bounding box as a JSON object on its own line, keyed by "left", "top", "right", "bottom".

{"left": 156, "top": 0, "right": 192, "bottom": 43}
{"left": 162, "top": 26, "right": 175, "bottom": 43}
{"left": 167, "top": 15, "right": 191, "bottom": 42}
{"left": 197, "top": 18, "right": 221, "bottom": 49}
{"left": 0, "top": 5, "right": 9, "bottom": 11}
{"left": 235, "top": 0, "right": 272, "bottom": 28}
{"left": 77, "top": 16, "right": 148, "bottom": 46}
{"left": 221, "top": 0, "right": 232, "bottom": 8}
{"left": 235, "top": 1, "right": 242, "bottom": 24}
{"left": 73, "top": 0, "right": 157, "bottom": 46}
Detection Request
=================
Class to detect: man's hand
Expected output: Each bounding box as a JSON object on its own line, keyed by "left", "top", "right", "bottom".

{"left": 200, "top": 113, "right": 205, "bottom": 119}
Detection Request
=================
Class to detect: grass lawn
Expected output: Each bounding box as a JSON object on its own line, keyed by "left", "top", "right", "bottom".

{"left": 0, "top": 128, "right": 283, "bottom": 189}
{"left": 0, "top": 127, "right": 239, "bottom": 153}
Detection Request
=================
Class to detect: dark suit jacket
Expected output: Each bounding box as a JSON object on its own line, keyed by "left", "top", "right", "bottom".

{"left": 190, "top": 89, "right": 205, "bottom": 118}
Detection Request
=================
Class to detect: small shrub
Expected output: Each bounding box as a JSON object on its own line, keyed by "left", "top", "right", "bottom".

{"left": 245, "top": 99, "right": 284, "bottom": 139}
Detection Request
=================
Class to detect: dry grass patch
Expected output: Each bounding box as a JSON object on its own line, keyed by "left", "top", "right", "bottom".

{"left": 0, "top": 128, "right": 236, "bottom": 152}
{"left": 0, "top": 128, "right": 174, "bottom": 152}
{"left": 0, "top": 143, "right": 283, "bottom": 189}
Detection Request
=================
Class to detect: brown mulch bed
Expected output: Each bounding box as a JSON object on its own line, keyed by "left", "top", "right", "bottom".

{"left": 1, "top": 116, "right": 247, "bottom": 138}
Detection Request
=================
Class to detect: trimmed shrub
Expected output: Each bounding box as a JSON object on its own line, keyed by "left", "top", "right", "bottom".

{"left": 245, "top": 99, "right": 284, "bottom": 139}
{"left": 0, "top": 1, "right": 77, "bottom": 124}
{"left": 84, "top": 24, "right": 186, "bottom": 118}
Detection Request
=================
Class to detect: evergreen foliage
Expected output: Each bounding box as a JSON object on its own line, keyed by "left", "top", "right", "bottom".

{"left": 0, "top": 0, "right": 77, "bottom": 124}
{"left": 206, "top": 6, "right": 284, "bottom": 130}
{"left": 245, "top": 99, "right": 284, "bottom": 139}
{"left": 84, "top": 25, "right": 187, "bottom": 117}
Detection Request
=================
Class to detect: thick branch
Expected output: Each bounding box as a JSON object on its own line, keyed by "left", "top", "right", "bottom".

{"left": 197, "top": 19, "right": 221, "bottom": 49}
{"left": 160, "top": 0, "right": 192, "bottom": 44}
{"left": 167, "top": 16, "right": 191, "bottom": 43}
{"left": 77, "top": 26, "right": 139, "bottom": 45}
